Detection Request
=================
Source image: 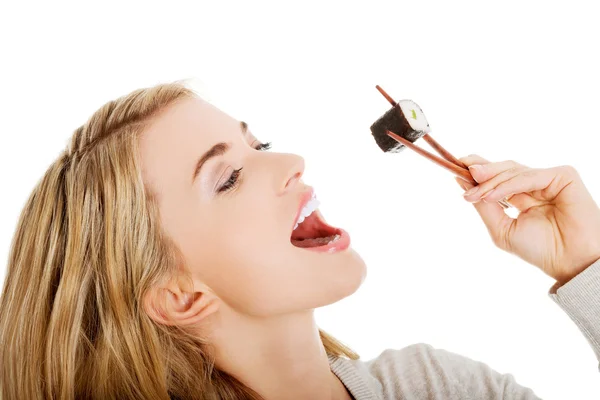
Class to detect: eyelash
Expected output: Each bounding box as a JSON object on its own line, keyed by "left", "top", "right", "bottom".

{"left": 254, "top": 141, "right": 272, "bottom": 151}
{"left": 219, "top": 167, "right": 243, "bottom": 193}
{"left": 218, "top": 142, "right": 272, "bottom": 193}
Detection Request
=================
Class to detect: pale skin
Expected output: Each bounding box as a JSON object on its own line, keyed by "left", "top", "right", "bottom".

{"left": 140, "top": 97, "right": 365, "bottom": 400}
{"left": 139, "top": 96, "right": 600, "bottom": 399}
{"left": 456, "top": 156, "right": 600, "bottom": 286}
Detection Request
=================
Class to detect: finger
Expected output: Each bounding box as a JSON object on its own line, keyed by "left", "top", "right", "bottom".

{"left": 455, "top": 155, "right": 518, "bottom": 246}
{"left": 487, "top": 191, "right": 540, "bottom": 213}
{"left": 468, "top": 166, "right": 543, "bottom": 212}
{"left": 455, "top": 154, "right": 489, "bottom": 189}
{"left": 455, "top": 176, "right": 475, "bottom": 191}
{"left": 476, "top": 166, "right": 574, "bottom": 205}
{"left": 459, "top": 154, "right": 492, "bottom": 167}
{"left": 456, "top": 175, "right": 533, "bottom": 212}
{"left": 468, "top": 159, "right": 528, "bottom": 184}
{"left": 463, "top": 164, "right": 528, "bottom": 201}
{"left": 468, "top": 184, "right": 514, "bottom": 250}
{"left": 455, "top": 159, "right": 513, "bottom": 244}
{"left": 456, "top": 154, "right": 533, "bottom": 211}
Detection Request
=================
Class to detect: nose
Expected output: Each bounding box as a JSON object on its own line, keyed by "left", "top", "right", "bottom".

{"left": 279, "top": 153, "right": 305, "bottom": 194}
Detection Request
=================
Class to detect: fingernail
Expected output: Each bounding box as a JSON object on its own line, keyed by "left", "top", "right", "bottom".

{"left": 468, "top": 165, "right": 483, "bottom": 174}
{"left": 455, "top": 177, "right": 467, "bottom": 190}
{"left": 463, "top": 186, "right": 479, "bottom": 196}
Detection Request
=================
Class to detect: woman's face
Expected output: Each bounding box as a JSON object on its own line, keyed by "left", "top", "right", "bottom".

{"left": 139, "top": 97, "right": 366, "bottom": 317}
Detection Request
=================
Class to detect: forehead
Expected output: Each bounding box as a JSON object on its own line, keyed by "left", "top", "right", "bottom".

{"left": 145, "top": 96, "right": 238, "bottom": 146}
{"left": 138, "top": 97, "right": 239, "bottom": 188}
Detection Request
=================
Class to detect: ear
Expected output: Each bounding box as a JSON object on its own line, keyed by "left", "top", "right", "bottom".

{"left": 143, "top": 277, "right": 219, "bottom": 327}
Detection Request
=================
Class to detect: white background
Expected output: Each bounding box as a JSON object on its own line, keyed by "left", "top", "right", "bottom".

{"left": 1, "top": 1, "right": 599, "bottom": 398}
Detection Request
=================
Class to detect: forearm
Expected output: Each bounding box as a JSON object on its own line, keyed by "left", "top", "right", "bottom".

{"left": 549, "top": 256, "right": 600, "bottom": 365}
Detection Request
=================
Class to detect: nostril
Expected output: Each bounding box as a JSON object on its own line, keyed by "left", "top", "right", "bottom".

{"left": 279, "top": 155, "right": 304, "bottom": 193}
{"left": 284, "top": 171, "right": 302, "bottom": 190}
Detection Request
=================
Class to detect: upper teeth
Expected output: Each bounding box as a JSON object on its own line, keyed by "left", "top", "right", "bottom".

{"left": 294, "top": 194, "right": 320, "bottom": 230}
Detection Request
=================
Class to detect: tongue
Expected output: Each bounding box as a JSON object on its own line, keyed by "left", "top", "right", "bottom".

{"left": 290, "top": 212, "right": 339, "bottom": 248}
{"left": 292, "top": 234, "right": 340, "bottom": 248}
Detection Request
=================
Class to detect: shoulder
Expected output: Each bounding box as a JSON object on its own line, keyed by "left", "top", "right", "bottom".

{"left": 367, "top": 342, "right": 481, "bottom": 377}
{"left": 363, "top": 343, "right": 473, "bottom": 397}
{"left": 332, "top": 343, "right": 540, "bottom": 399}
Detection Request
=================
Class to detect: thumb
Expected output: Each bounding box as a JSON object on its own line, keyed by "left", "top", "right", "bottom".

{"left": 455, "top": 176, "right": 475, "bottom": 191}
{"left": 454, "top": 177, "right": 510, "bottom": 246}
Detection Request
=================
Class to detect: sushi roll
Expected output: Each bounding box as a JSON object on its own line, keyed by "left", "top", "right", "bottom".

{"left": 370, "top": 99, "right": 431, "bottom": 153}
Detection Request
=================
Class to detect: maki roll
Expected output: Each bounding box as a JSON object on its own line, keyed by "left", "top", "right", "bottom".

{"left": 370, "top": 99, "right": 431, "bottom": 153}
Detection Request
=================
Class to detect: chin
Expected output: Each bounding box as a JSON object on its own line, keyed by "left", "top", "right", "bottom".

{"left": 339, "top": 248, "right": 367, "bottom": 294}
{"left": 314, "top": 247, "right": 367, "bottom": 307}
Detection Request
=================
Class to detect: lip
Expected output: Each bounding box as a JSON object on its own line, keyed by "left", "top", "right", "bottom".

{"left": 290, "top": 189, "right": 352, "bottom": 253}
{"left": 301, "top": 225, "right": 351, "bottom": 253}
{"left": 292, "top": 187, "right": 315, "bottom": 232}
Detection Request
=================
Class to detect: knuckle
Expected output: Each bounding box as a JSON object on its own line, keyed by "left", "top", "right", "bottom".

{"left": 497, "top": 166, "right": 521, "bottom": 180}
{"left": 460, "top": 154, "right": 477, "bottom": 164}
{"left": 521, "top": 168, "right": 537, "bottom": 178}
{"left": 506, "top": 166, "right": 521, "bottom": 175}
{"left": 561, "top": 165, "right": 578, "bottom": 176}
{"left": 508, "top": 160, "right": 525, "bottom": 170}
{"left": 462, "top": 154, "right": 490, "bottom": 165}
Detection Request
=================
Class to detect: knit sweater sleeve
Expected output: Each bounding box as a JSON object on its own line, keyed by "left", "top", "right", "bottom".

{"left": 362, "top": 256, "right": 600, "bottom": 399}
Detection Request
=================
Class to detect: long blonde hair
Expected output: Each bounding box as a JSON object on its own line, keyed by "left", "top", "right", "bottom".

{"left": 0, "top": 81, "right": 358, "bottom": 399}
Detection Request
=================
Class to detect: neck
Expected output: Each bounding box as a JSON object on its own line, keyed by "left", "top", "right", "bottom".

{"left": 205, "top": 307, "right": 352, "bottom": 400}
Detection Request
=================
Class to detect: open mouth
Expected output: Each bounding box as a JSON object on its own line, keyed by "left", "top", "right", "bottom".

{"left": 291, "top": 210, "right": 342, "bottom": 249}
{"left": 289, "top": 191, "right": 350, "bottom": 252}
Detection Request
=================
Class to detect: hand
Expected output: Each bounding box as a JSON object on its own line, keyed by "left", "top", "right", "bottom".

{"left": 455, "top": 155, "right": 600, "bottom": 285}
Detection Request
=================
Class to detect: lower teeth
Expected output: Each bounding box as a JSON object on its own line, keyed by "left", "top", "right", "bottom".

{"left": 303, "top": 234, "right": 340, "bottom": 245}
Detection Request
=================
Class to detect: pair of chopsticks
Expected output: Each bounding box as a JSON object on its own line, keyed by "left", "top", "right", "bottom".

{"left": 376, "top": 85, "right": 511, "bottom": 210}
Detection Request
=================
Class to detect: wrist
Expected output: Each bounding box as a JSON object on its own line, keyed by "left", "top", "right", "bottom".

{"left": 555, "top": 252, "right": 600, "bottom": 287}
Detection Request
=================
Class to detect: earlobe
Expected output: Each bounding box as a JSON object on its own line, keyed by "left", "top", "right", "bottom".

{"left": 143, "top": 285, "right": 219, "bottom": 327}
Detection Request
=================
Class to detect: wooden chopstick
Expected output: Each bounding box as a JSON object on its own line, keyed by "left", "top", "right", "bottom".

{"left": 376, "top": 85, "right": 512, "bottom": 209}
{"left": 375, "top": 85, "right": 396, "bottom": 106}
{"left": 386, "top": 130, "right": 476, "bottom": 185}
{"left": 376, "top": 85, "right": 466, "bottom": 168}
{"left": 421, "top": 135, "right": 466, "bottom": 169}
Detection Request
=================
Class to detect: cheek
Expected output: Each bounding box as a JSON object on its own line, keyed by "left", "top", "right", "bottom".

{"left": 192, "top": 216, "right": 291, "bottom": 314}
{"left": 202, "top": 244, "right": 367, "bottom": 317}
{"left": 167, "top": 189, "right": 298, "bottom": 314}
{"left": 187, "top": 201, "right": 367, "bottom": 317}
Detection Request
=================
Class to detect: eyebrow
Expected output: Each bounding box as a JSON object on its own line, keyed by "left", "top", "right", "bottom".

{"left": 240, "top": 120, "right": 248, "bottom": 134}
{"left": 191, "top": 121, "right": 248, "bottom": 183}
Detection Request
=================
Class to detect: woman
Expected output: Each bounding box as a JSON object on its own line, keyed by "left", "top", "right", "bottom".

{"left": 0, "top": 81, "right": 598, "bottom": 399}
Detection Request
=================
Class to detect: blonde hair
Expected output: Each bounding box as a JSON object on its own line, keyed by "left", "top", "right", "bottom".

{"left": 0, "top": 81, "right": 358, "bottom": 399}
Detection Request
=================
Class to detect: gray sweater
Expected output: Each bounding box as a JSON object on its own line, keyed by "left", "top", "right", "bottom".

{"left": 328, "top": 257, "right": 600, "bottom": 399}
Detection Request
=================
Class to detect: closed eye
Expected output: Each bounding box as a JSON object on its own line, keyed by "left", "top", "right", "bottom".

{"left": 254, "top": 142, "right": 272, "bottom": 151}
{"left": 216, "top": 142, "right": 271, "bottom": 194}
